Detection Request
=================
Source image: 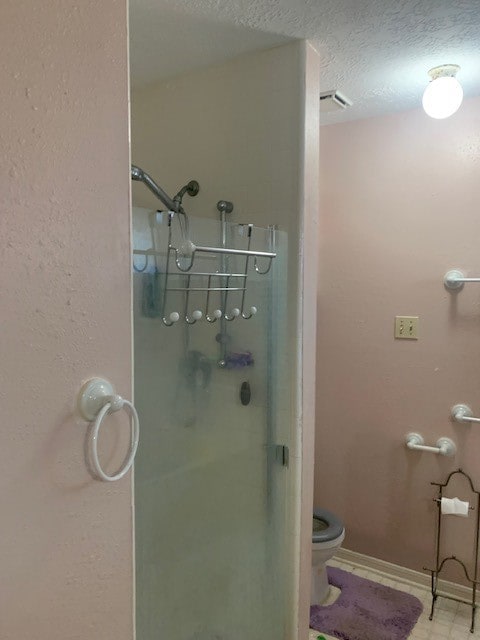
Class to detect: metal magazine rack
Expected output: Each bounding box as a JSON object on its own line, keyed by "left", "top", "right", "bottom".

{"left": 424, "top": 468, "right": 480, "bottom": 633}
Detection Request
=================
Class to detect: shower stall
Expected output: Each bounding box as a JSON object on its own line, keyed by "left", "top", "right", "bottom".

{"left": 132, "top": 168, "right": 295, "bottom": 639}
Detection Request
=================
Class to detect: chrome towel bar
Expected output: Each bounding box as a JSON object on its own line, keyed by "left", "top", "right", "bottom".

{"left": 451, "top": 404, "right": 480, "bottom": 424}
{"left": 444, "top": 269, "right": 480, "bottom": 290}
{"left": 405, "top": 432, "right": 456, "bottom": 456}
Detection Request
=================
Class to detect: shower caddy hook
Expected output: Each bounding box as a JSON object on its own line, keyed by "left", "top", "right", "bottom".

{"left": 77, "top": 378, "right": 140, "bottom": 482}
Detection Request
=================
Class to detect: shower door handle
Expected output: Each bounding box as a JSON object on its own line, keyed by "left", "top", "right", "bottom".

{"left": 276, "top": 444, "right": 289, "bottom": 467}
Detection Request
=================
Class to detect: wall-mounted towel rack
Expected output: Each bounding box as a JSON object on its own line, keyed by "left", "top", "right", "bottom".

{"left": 77, "top": 378, "right": 139, "bottom": 482}
{"left": 444, "top": 269, "right": 480, "bottom": 291}
{"left": 451, "top": 404, "right": 480, "bottom": 424}
{"left": 405, "top": 432, "right": 456, "bottom": 456}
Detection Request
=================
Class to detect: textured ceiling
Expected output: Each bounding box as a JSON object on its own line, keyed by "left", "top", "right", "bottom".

{"left": 130, "top": 0, "right": 480, "bottom": 123}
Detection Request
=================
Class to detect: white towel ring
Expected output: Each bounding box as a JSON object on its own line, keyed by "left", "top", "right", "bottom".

{"left": 78, "top": 378, "right": 140, "bottom": 482}
{"left": 90, "top": 398, "right": 139, "bottom": 481}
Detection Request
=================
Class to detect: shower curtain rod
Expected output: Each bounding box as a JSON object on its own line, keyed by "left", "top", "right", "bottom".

{"left": 131, "top": 165, "right": 199, "bottom": 214}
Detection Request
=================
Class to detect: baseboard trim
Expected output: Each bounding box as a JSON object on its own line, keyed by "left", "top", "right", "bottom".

{"left": 336, "top": 548, "right": 472, "bottom": 602}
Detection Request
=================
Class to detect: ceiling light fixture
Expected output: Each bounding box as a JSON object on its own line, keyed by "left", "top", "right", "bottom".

{"left": 422, "top": 64, "right": 463, "bottom": 119}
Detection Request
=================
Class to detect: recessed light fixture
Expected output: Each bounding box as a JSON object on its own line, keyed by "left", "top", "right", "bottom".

{"left": 422, "top": 64, "right": 463, "bottom": 119}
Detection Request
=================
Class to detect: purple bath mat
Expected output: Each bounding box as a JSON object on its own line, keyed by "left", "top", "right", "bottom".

{"left": 310, "top": 567, "right": 423, "bottom": 640}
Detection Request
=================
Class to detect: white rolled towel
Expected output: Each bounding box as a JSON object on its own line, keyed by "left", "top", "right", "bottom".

{"left": 441, "top": 497, "right": 469, "bottom": 517}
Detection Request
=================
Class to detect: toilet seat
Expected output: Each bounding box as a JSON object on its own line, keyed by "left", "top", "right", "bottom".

{"left": 311, "top": 507, "right": 345, "bottom": 605}
{"left": 313, "top": 508, "right": 344, "bottom": 544}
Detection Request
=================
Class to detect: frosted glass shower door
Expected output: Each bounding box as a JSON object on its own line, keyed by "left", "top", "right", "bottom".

{"left": 133, "top": 208, "right": 292, "bottom": 640}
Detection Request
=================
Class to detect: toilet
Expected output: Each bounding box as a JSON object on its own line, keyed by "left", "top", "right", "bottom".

{"left": 311, "top": 508, "right": 345, "bottom": 605}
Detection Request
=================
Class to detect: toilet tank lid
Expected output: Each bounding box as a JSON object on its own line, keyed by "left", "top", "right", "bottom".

{"left": 313, "top": 508, "right": 344, "bottom": 543}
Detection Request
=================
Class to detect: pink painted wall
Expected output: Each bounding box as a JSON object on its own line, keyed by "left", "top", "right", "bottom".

{"left": 0, "top": 1, "right": 133, "bottom": 638}
{"left": 297, "top": 41, "right": 320, "bottom": 639}
{"left": 316, "top": 96, "right": 480, "bottom": 581}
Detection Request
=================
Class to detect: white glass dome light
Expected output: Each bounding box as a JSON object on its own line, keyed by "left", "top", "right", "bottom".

{"left": 422, "top": 64, "right": 463, "bottom": 119}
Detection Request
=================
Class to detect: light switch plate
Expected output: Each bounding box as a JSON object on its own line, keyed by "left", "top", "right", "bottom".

{"left": 395, "top": 316, "right": 419, "bottom": 340}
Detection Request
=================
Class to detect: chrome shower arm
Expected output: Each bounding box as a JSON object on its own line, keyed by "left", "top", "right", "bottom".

{"left": 131, "top": 165, "right": 179, "bottom": 212}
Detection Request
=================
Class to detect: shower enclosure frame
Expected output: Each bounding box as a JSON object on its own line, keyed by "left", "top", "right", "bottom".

{"left": 129, "top": 39, "right": 321, "bottom": 640}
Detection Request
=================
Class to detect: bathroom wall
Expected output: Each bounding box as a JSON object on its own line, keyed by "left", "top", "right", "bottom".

{"left": 132, "top": 42, "right": 302, "bottom": 232}
{"left": 1, "top": 1, "right": 133, "bottom": 638}
{"left": 315, "top": 96, "right": 480, "bottom": 581}
{"left": 131, "top": 40, "right": 320, "bottom": 636}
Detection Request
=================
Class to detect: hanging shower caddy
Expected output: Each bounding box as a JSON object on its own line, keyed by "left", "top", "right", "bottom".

{"left": 131, "top": 165, "right": 276, "bottom": 326}
{"left": 424, "top": 468, "right": 480, "bottom": 633}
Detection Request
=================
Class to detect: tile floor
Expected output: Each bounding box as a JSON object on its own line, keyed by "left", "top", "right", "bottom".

{"left": 309, "top": 558, "right": 478, "bottom": 640}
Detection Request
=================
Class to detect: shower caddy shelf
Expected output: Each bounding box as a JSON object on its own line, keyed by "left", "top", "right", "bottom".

{"left": 131, "top": 164, "right": 276, "bottom": 326}
{"left": 424, "top": 468, "right": 480, "bottom": 633}
{"left": 133, "top": 213, "right": 276, "bottom": 326}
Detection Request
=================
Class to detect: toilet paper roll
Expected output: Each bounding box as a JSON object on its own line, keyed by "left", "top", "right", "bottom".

{"left": 441, "top": 497, "right": 469, "bottom": 517}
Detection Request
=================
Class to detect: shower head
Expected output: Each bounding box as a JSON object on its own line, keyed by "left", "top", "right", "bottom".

{"left": 173, "top": 180, "right": 200, "bottom": 207}
{"left": 131, "top": 165, "right": 199, "bottom": 215}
